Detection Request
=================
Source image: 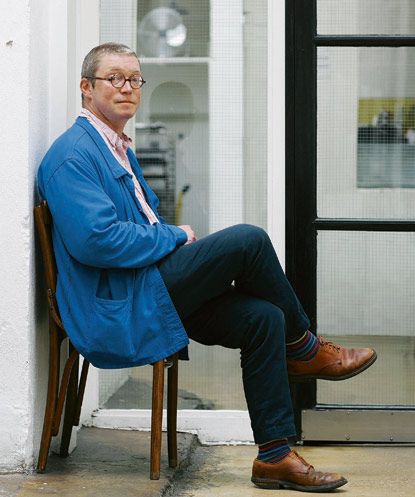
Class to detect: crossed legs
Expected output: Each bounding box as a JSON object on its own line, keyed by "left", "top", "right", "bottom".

{"left": 158, "top": 223, "right": 307, "bottom": 442}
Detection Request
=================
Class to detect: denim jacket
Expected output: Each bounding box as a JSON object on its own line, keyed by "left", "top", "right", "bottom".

{"left": 37, "top": 117, "right": 189, "bottom": 368}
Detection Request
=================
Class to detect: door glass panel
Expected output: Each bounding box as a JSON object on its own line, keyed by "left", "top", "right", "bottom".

{"left": 318, "top": 0, "right": 415, "bottom": 35}
{"left": 317, "top": 47, "right": 415, "bottom": 219}
{"left": 98, "top": 0, "right": 268, "bottom": 410}
{"left": 317, "top": 230, "right": 415, "bottom": 406}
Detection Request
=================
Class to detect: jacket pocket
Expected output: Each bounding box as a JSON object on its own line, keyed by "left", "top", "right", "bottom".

{"left": 89, "top": 296, "right": 134, "bottom": 362}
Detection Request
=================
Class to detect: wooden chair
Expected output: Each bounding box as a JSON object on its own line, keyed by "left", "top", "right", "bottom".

{"left": 34, "top": 200, "right": 179, "bottom": 480}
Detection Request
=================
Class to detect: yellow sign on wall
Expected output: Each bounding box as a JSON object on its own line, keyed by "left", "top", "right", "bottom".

{"left": 359, "top": 98, "right": 415, "bottom": 131}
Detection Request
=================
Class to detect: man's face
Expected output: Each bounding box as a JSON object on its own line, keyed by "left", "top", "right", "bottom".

{"left": 81, "top": 53, "right": 142, "bottom": 133}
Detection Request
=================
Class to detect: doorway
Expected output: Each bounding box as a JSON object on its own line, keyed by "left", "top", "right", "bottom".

{"left": 286, "top": 0, "right": 415, "bottom": 442}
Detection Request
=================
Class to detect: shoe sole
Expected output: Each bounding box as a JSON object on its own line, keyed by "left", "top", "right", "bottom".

{"left": 251, "top": 476, "right": 348, "bottom": 492}
{"left": 289, "top": 350, "right": 378, "bottom": 382}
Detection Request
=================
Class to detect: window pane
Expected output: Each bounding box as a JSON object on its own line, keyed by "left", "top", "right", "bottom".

{"left": 318, "top": 0, "right": 415, "bottom": 35}
{"left": 317, "top": 47, "right": 415, "bottom": 219}
{"left": 98, "top": 0, "right": 268, "bottom": 410}
{"left": 317, "top": 231, "right": 415, "bottom": 406}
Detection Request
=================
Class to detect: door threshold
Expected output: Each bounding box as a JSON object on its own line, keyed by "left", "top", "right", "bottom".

{"left": 302, "top": 407, "right": 415, "bottom": 443}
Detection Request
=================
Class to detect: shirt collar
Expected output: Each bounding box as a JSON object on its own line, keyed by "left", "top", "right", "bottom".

{"left": 80, "top": 108, "right": 132, "bottom": 153}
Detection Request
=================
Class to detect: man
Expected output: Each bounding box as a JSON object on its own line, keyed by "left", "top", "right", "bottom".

{"left": 38, "top": 43, "right": 377, "bottom": 492}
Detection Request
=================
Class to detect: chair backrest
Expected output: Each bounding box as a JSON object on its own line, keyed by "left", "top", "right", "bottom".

{"left": 34, "top": 200, "right": 65, "bottom": 331}
{"left": 34, "top": 201, "right": 57, "bottom": 292}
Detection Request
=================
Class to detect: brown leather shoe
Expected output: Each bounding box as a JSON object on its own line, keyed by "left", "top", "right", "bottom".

{"left": 252, "top": 450, "right": 347, "bottom": 492}
{"left": 287, "top": 336, "right": 377, "bottom": 381}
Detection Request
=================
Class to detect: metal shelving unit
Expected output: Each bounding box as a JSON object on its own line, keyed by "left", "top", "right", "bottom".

{"left": 135, "top": 123, "right": 176, "bottom": 224}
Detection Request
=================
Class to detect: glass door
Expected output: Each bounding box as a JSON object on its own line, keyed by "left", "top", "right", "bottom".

{"left": 286, "top": 0, "right": 415, "bottom": 442}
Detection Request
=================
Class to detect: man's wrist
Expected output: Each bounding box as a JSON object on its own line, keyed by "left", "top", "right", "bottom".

{"left": 171, "top": 225, "right": 189, "bottom": 245}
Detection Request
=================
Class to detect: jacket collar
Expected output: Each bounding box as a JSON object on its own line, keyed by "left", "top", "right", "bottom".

{"left": 79, "top": 108, "right": 133, "bottom": 153}
{"left": 75, "top": 116, "right": 131, "bottom": 179}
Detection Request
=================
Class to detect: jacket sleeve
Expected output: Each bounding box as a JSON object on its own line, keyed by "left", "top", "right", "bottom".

{"left": 43, "top": 158, "right": 188, "bottom": 268}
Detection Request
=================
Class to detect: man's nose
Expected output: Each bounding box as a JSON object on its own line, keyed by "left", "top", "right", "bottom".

{"left": 120, "top": 80, "right": 133, "bottom": 92}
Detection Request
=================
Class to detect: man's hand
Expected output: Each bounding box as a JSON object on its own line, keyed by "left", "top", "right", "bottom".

{"left": 178, "top": 225, "right": 197, "bottom": 244}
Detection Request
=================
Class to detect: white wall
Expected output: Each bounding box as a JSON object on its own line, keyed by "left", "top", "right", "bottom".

{"left": 0, "top": 0, "right": 49, "bottom": 472}
{"left": 0, "top": 0, "right": 101, "bottom": 472}
{"left": 267, "top": 0, "right": 286, "bottom": 262}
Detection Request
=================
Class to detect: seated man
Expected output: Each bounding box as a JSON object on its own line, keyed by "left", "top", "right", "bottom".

{"left": 37, "top": 42, "right": 377, "bottom": 493}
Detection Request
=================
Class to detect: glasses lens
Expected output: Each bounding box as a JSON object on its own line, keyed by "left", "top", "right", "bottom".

{"left": 130, "top": 76, "right": 143, "bottom": 89}
{"left": 111, "top": 74, "right": 125, "bottom": 88}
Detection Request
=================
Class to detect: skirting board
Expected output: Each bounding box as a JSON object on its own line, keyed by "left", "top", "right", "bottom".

{"left": 88, "top": 409, "right": 255, "bottom": 445}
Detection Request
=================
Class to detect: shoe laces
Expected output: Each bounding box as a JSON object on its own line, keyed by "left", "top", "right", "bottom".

{"left": 318, "top": 336, "right": 341, "bottom": 352}
{"left": 291, "top": 450, "right": 314, "bottom": 472}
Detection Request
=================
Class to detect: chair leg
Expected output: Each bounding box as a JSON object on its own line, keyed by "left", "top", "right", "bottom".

{"left": 150, "top": 360, "right": 165, "bottom": 480}
{"left": 167, "top": 353, "right": 179, "bottom": 468}
{"left": 51, "top": 348, "right": 79, "bottom": 436}
{"left": 60, "top": 348, "right": 79, "bottom": 457}
{"left": 73, "top": 359, "right": 90, "bottom": 426}
{"left": 37, "top": 329, "right": 61, "bottom": 473}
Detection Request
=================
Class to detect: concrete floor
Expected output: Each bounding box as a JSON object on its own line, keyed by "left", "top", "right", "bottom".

{"left": 169, "top": 444, "right": 415, "bottom": 497}
{"left": 0, "top": 428, "right": 196, "bottom": 497}
{"left": 1, "top": 428, "right": 415, "bottom": 497}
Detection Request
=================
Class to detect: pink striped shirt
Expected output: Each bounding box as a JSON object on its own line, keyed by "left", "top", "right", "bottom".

{"left": 80, "top": 109, "right": 159, "bottom": 225}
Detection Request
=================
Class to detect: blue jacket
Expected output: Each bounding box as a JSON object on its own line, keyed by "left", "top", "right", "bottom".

{"left": 37, "top": 117, "right": 189, "bottom": 368}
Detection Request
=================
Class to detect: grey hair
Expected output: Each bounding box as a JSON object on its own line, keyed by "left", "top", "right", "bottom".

{"left": 81, "top": 42, "right": 139, "bottom": 80}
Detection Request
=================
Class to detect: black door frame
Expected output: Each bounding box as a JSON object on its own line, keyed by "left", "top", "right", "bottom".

{"left": 285, "top": 0, "right": 415, "bottom": 436}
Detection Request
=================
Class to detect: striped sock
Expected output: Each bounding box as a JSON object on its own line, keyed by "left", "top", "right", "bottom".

{"left": 286, "top": 330, "right": 320, "bottom": 361}
{"left": 257, "top": 439, "right": 291, "bottom": 464}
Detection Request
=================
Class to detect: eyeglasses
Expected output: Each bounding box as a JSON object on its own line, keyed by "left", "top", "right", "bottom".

{"left": 84, "top": 73, "right": 146, "bottom": 89}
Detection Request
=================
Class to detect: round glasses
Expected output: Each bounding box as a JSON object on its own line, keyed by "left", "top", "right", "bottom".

{"left": 84, "top": 73, "right": 146, "bottom": 89}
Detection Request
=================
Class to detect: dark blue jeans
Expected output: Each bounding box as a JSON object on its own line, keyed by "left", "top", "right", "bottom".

{"left": 158, "top": 224, "right": 310, "bottom": 443}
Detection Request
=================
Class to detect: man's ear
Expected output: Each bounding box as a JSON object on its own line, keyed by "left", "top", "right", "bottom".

{"left": 80, "top": 78, "right": 92, "bottom": 101}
